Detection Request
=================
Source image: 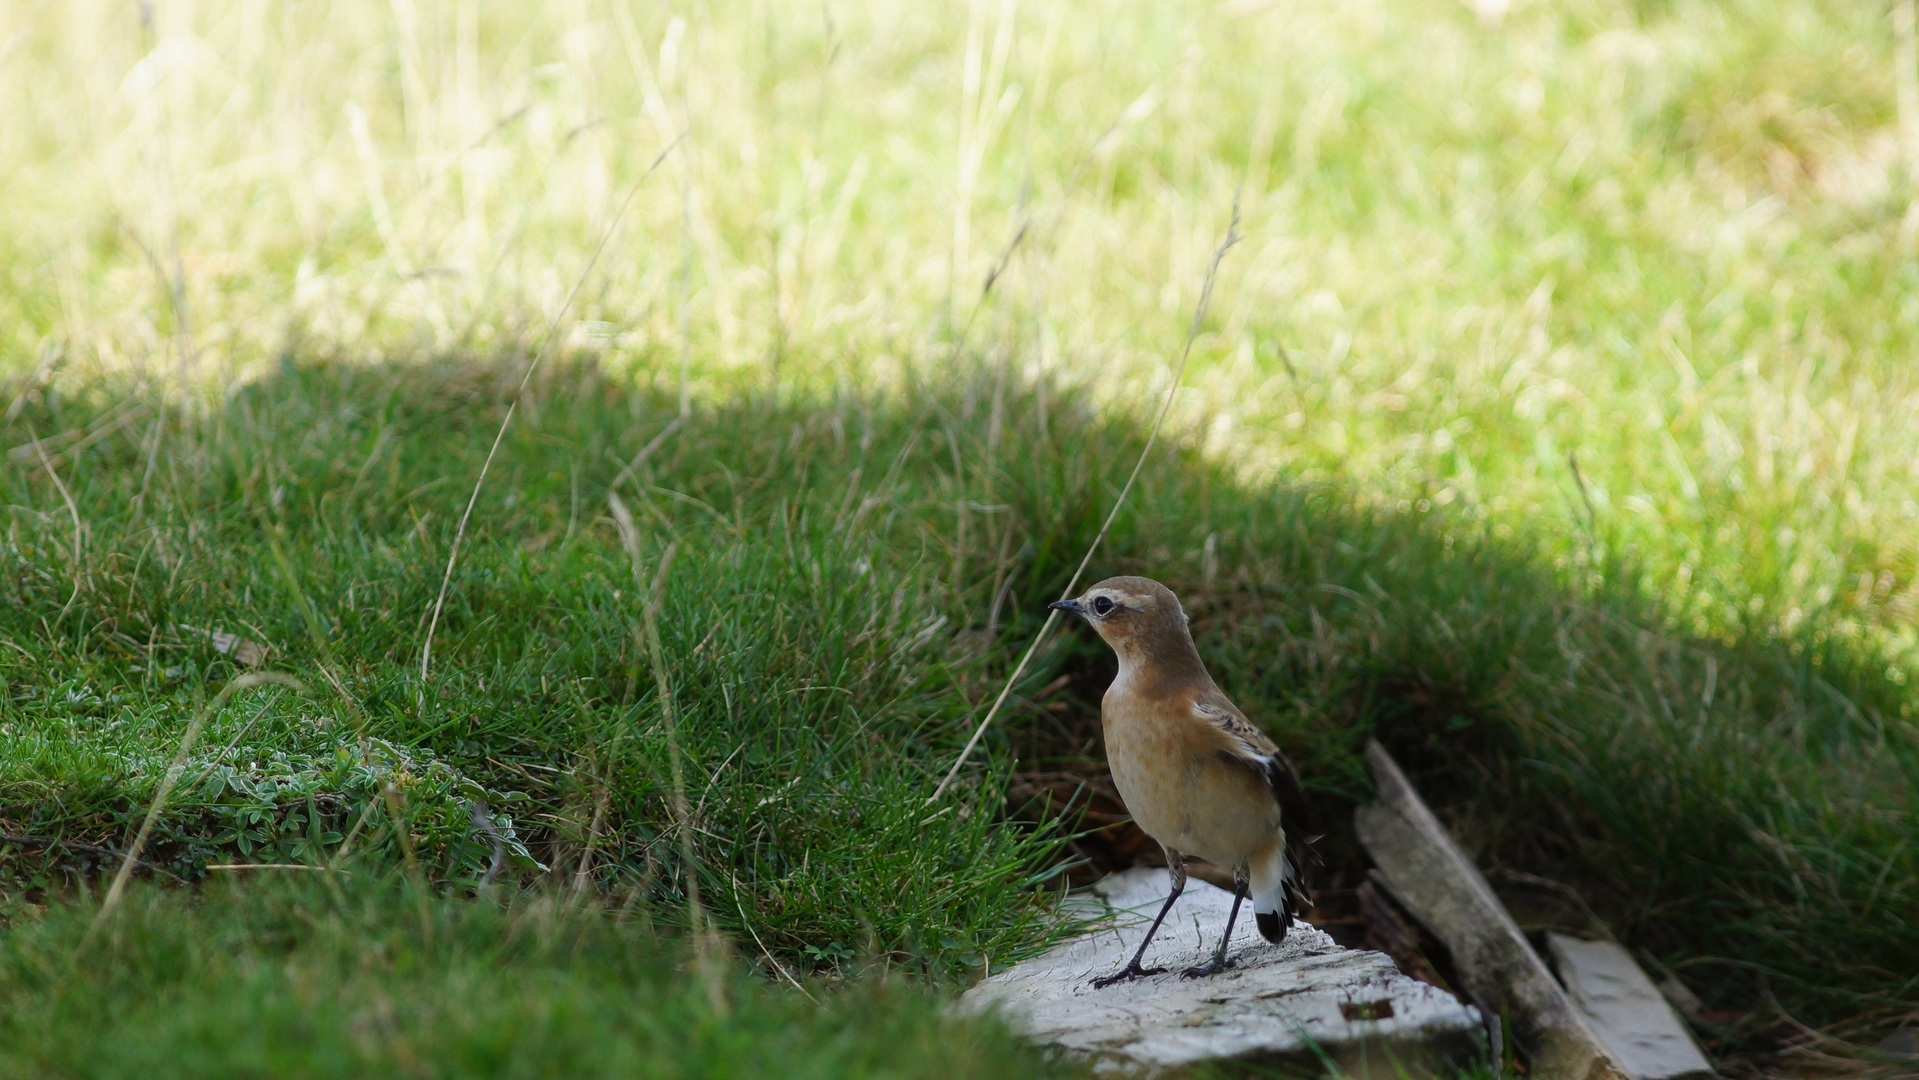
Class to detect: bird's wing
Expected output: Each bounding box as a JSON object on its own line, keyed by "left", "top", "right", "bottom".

{"left": 1191, "top": 692, "right": 1278, "bottom": 759}
{"left": 1192, "top": 692, "right": 1319, "bottom": 844}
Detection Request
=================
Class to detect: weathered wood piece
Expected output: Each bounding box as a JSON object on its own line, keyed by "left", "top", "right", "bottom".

{"left": 960, "top": 867, "right": 1488, "bottom": 1076}
{"left": 1353, "top": 740, "right": 1631, "bottom": 1080}
{"left": 1547, "top": 934, "right": 1714, "bottom": 1080}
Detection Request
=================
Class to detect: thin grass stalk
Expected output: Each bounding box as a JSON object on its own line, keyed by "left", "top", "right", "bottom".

{"left": 928, "top": 201, "right": 1242, "bottom": 802}
{"left": 572, "top": 778, "right": 609, "bottom": 898}
{"left": 639, "top": 541, "right": 729, "bottom": 1013}
{"left": 1897, "top": 0, "right": 1919, "bottom": 176}
{"left": 734, "top": 872, "right": 819, "bottom": 1004}
{"left": 28, "top": 428, "right": 85, "bottom": 620}
{"left": 419, "top": 134, "right": 684, "bottom": 703}
{"left": 610, "top": 493, "right": 726, "bottom": 1009}
{"left": 83, "top": 671, "right": 307, "bottom": 948}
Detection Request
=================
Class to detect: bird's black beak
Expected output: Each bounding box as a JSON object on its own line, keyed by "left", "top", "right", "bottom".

{"left": 1048, "top": 598, "right": 1085, "bottom": 615}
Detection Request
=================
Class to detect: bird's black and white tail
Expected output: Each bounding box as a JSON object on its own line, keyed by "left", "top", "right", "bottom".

{"left": 1252, "top": 750, "right": 1318, "bottom": 943}
{"left": 1250, "top": 842, "right": 1308, "bottom": 943}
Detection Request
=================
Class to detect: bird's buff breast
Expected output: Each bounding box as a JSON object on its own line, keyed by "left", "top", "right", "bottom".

{"left": 1101, "top": 689, "right": 1278, "bottom": 862}
{"left": 1103, "top": 715, "right": 1186, "bottom": 842}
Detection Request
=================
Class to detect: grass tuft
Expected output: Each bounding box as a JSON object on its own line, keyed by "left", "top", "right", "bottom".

{"left": 0, "top": 873, "right": 1070, "bottom": 1079}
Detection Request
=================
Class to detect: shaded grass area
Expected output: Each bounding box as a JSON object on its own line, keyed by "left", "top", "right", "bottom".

{"left": 0, "top": 874, "right": 1069, "bottom": 1080}
{"left": 3, "top": 357, "right": 1915, "bottom": 1063}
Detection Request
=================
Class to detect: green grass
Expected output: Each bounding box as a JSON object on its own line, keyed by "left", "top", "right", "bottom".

{"left": 3, "top": 0, "right": 1918, "bottom": 1073}
{"left": 2, "top": 360, "right": 1078, "bottom": 981}
{"left": 3, "top": 359, "right": 1914, "bottom": 1069}
{"left": 1, "top": 361, "right": 1102, "bottom": 1073}
{"left": 0, "top": 872, "right": 1070, "bottom": 1080}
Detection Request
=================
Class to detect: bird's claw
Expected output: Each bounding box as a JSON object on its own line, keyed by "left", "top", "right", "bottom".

{"left": 1180, "top": 956, "right": 1235, "bottom": 979}
{"left": 1091, "top": 962, "right": 1164, "bottom": 988}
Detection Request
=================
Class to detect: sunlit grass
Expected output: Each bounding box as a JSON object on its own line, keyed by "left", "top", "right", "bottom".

{"left": 4, "top": 0, "right": 1915, "bottom": 662}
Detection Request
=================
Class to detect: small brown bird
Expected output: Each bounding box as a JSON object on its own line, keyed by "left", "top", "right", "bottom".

{"left": 1051, "top": 576, "right": 1314, "bottom": 986}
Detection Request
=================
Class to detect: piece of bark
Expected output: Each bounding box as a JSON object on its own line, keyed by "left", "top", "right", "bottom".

{"left": 1546, "top": 934, "right": 1714, "bottom": 1080}
{"left": 1356, "top": 874, "right": 1449, "bottom": 991}
{"left": 961, "top": 867, "right": 1489, "bottom": 1075}
{"left": 1354, "top": 740, "right": 1630, "bottom": 1080}
{"left": 1875, "top": 1028, "right": 1919, "bottom": 1059}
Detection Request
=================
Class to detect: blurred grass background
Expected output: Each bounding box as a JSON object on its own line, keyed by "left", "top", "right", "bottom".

{"left": 2, "top": 0, "right": 1917, "bottom": 1075}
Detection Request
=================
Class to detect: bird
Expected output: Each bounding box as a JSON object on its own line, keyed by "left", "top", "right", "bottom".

{"left": 1050, "top": 576, "right": 1315, "bottom": 986}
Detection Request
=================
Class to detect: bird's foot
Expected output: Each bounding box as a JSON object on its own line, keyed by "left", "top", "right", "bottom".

{"left": 1180, "top": 954, "right": 1235, "bottom": 979}
{"left": 1091, "top": 961, "right": 1164, "bottom": 988}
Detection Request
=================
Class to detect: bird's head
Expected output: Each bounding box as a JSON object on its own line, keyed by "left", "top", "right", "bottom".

{"left": 1049, "top": 576, "right": 1197, "bottom": 670}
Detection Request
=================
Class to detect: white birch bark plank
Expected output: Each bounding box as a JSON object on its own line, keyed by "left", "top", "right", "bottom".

{"left": 1547, "top": 933, "right": 1714, "bottom": 1080}
{"left": 961, "top": 866, "right": 1487, "bottom": 1075}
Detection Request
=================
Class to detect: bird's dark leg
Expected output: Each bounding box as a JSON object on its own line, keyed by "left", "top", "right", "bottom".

{"left": 1093, "top": 849, "right": 1186, "bottom": 988}
{"left": 1182, "top": 873, "right": 1249, "bottom": 978}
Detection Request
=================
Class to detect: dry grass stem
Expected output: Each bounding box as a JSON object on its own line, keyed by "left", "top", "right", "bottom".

{"left": 929, "top": 204, "right": 1242, "bottom": 803}
{"left": 204, "top": 863, "right": 345, "bottom": 874}
{"left": 419, "top": 134, "right": 684, "bottom": 702}
{"left": 83, "top": 671, "right": 307, "bottom": 948}
{"left": 636, "top": 539, "right": 728, "bottom": 1013}
{"left": 610, "top": 493, "right": 724, "bottom": 1008}
{"left": 30, "top": 429, "right": 84, "bottom": 618}
{"left": 735, "top": 874, "right": 819, "bottom": 1005}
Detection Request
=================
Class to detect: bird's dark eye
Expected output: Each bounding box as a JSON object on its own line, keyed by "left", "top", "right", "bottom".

{"left": 1092, "top": 596, "right": 1115, "bottom": 616}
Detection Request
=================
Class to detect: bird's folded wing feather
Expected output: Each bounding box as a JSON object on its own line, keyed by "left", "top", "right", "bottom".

{"left": 1191, "top": 693, "right": 1279, "bottom": 759}
{"left": 1192, "top": 692, "right": 1318, "bottom": 842}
